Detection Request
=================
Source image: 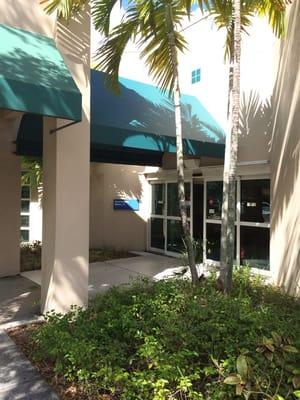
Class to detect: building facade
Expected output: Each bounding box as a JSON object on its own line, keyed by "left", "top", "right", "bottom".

{"left": 0, "top": 0, "right": 299, "bottom": 317}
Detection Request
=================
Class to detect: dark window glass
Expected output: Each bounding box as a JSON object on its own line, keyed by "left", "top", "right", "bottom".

{"left": 167, "top": 220, "right": 185, "bottom": 253}
{"left": 21, "top": 200, "right": 30, "bottom": 213}
{"left": 21, "top": 215, "right": 29, "bottom": 227}
{"left": 206, "top": 181, "right": 223, "bottom": 220}
{"left": 21, "top": 186, "right": 30, "bottom": 199}
{"left": 240, "top": 226, "right": 270, "bottom": 270}
{"left": 167, "top": 183, "right": 191, "bottom": 217}
{"left": 150, "top": 218, "right": 164, "bottom": 249}
{"left": 206, "top": 223, "right": 221, "bottom": 260}
{"left": 152, "top": 184, "right": 165, "bottom": 215}
{"left": 20, "top": 229, "right": 29, "bottom": 242}
{"left": 241, "top": 179, "right": 270, "bottom": 223}
{"left": 206, "top": 224, "right": 236, "bottom": 261}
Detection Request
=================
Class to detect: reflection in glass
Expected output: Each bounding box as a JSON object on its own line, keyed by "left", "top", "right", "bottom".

{"left": 206, "top": 181, "right": 223, "bottom": 220}
{"left": 152, "top": 184, "right": 165, "bottom": 215}
{"left": 21, "top": 200, "right": 30, "bottom": 213}
{"left": 241, "top": 179, "right": 270, "bottom": 223}
{"left": 240, "top": 226, "right": 270, "bottom": 270}
{"left": 167, "top": 219, "right": 185, "bottom": 253}
{"left": 20, "top": 229, "right": 29, "bottom": 242}
{"left": 167, "top": 183, "right": 190, "bottom": 217}
{"left": 150, "top": 218, "right": 164, "bottom": 249}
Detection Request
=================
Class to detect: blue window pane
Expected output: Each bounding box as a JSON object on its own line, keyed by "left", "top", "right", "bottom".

{"left": 191, "top": 68, "right": 201, "bottom": 84}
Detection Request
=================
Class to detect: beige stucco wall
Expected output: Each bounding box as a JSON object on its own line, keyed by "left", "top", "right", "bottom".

{"left": 0, "top": 0, "right": 55, "bottom": 36}
{"left": 90, "top": 163, "right": 152, "bottom": 251}
{"left": 270, "top": 2, "right": 300, "bottom": 296}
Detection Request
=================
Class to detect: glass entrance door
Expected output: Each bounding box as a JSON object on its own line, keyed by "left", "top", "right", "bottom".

{"left": 150, "top": 181, "right": 192, "bottom": 256}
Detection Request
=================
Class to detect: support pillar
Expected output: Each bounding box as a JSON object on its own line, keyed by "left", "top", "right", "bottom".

{"left": 0, "top": 112, "right": 21, "bottom": 278}
{"left": 41, "top": 5, "right": 90, "bottom": 313}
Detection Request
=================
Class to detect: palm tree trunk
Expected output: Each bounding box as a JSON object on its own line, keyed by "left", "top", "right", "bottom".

{"left": 166, "top": 4, "right": 198, "bottom": 284}
{"left": 219, "top": 0, "right": 241, "bottom": 292}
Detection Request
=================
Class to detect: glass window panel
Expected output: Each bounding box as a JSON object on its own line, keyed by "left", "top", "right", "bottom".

{"left": 240, "top": 226, "right": 270, "bottom": 270}
{"left": 206, "top": 223, "right": 221, "bottom": 260}
{"left": 206, "top": 224, "right": 236, "bottom": 261}
{"left": 150, "top": 218, "right": 164, "bottom": 250}
{"left": 21, "top": 186, "right": 30, "bottom": 199}
{"left": 167, "top": 220, "right": 185, "bottom": 253}
{"left": 241, "top": 179, "right": 270, "bottom": 223}
{"left": 167, "top": 182, "right": 190, "bottom": 217}
{"left": 20, "top": 229, "right": 29, "bottom": 242}
{"left": 21, "top": 215, "right": 29, "bottom": 227}
{"left": 152, "top": 184, "right": 165, "bottom": 215}
{"left": 206, "top": 181, "right": 223, "bottom": 220}
{"left": 21, "top": 172, "right": 31, "bottom": 185}
{"left": 21, "top": 200, "right": 30, "bottom": 213}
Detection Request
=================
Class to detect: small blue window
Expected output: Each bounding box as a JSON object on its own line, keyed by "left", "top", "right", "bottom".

{"left": 191, "top": 68, "right": 201, "bottom": 84}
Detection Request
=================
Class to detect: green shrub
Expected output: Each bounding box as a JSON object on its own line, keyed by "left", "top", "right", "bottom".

{"left": 30, "top": 269, "right": 300, "bottom": 399}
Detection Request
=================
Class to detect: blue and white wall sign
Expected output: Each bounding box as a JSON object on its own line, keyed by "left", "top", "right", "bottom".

{"left": 113, "top": 199, "right": 140, "bottom": 211}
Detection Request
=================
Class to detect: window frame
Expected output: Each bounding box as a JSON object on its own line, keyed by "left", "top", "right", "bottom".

{"left": 20, "top": 178, "right": 31, "bottom": 243}
{"left": 204, "top": 175, "right": 270, "bottom": 270}
{"left": 191, "top": 68, "right": 201, "bottom": 84}
{"left": 149, "top": 180, "right": 193, "bottom": 257}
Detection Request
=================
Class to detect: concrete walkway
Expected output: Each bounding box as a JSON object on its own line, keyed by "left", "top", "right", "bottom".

{"left": 0, "top": 331, "right": 58, "bottom": 400}
{"left": 1, "top": 252, "right": 181, "bottom": 329}
{"left": 0, "top": 276, "right": 40, "bottom": 330}
{"left": 22, "top": 252, "right": 181, "bottom": 296}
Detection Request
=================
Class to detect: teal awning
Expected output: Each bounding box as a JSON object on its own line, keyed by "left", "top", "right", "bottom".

{"left": 91, "top": 70, "right": 225, "bottom": 162}
{"left": 15, "top": 70, "right": 225, "bottom": 166}
{"left": 0, "top": 24, "right": 81, "bottom": 121}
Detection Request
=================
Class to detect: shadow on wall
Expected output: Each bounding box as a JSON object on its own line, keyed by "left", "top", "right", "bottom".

{"left": 89, "top": 163, "right": 149, "bottom": 252}
{"left": 238, "top": 90, "right": 273, "bottom": 162}
{"left": 269, "top": 1, "right": 300, "bottom": 295}
{"left": 56, "top": 5, "right": 90, "bottom": 94}
{"left": 0, "top": 0, "right": 55, "bottom": 36}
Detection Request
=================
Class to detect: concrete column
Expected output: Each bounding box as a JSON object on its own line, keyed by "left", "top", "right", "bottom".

{"left": 41, "top": 5, "right": 90, "bottom": 313}
{"left": 0, "top": 112, "right": 22, "bottom": 277}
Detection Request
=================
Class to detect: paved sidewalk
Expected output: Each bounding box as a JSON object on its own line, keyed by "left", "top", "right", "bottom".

{"left": 0, "top": 331, "right": 58, "bottom": 400}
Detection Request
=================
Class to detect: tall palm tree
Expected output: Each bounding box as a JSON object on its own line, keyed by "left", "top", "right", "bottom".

{"left": 207, "top": 0, "right": 291, "bottom": 291}
{"left": 40, "top": 0, "right": 210, "bottom": 284}
{"left": 93, "top": 0, "right": 210, "bottom": 284}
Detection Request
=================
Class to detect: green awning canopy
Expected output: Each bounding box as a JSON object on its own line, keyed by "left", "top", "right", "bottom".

{"left": 0, "top": 24, "right": 81, "bottom": 121}
{"left": 15, "top": 70, "right": 225, "bottom": 166}
{"left": 91, "top": 70, "right": 225, "bottom": 162}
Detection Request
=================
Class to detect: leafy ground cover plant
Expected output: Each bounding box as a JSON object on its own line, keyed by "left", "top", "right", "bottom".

{"left": 25, "top": 268, "right": 300, "bottom": 399}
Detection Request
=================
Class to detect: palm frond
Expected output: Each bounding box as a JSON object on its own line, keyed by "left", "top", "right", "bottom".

{"left": 92, "top": 0, "right": 123, "bottom": 35}
{"left": 94, "top": 6, "right": 140, "bottom": 93}
{"left": 40, "top": 0, "right": 87, "bottom": 19}
{"left": 208, "top": 0, "right": 289, "bottom": 61}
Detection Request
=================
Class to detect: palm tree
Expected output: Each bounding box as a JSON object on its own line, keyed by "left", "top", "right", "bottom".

{"left": 93, "top": 0, "right": 209, "bottom": 284}
{"left": 207, "top": 0, "right": 291, "bottom": 291}
{"left": 40, "top": 0, "right": 210, "bottom": 284}
{"left": 40, "top": 0, "right": 87, "bottom": 19}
